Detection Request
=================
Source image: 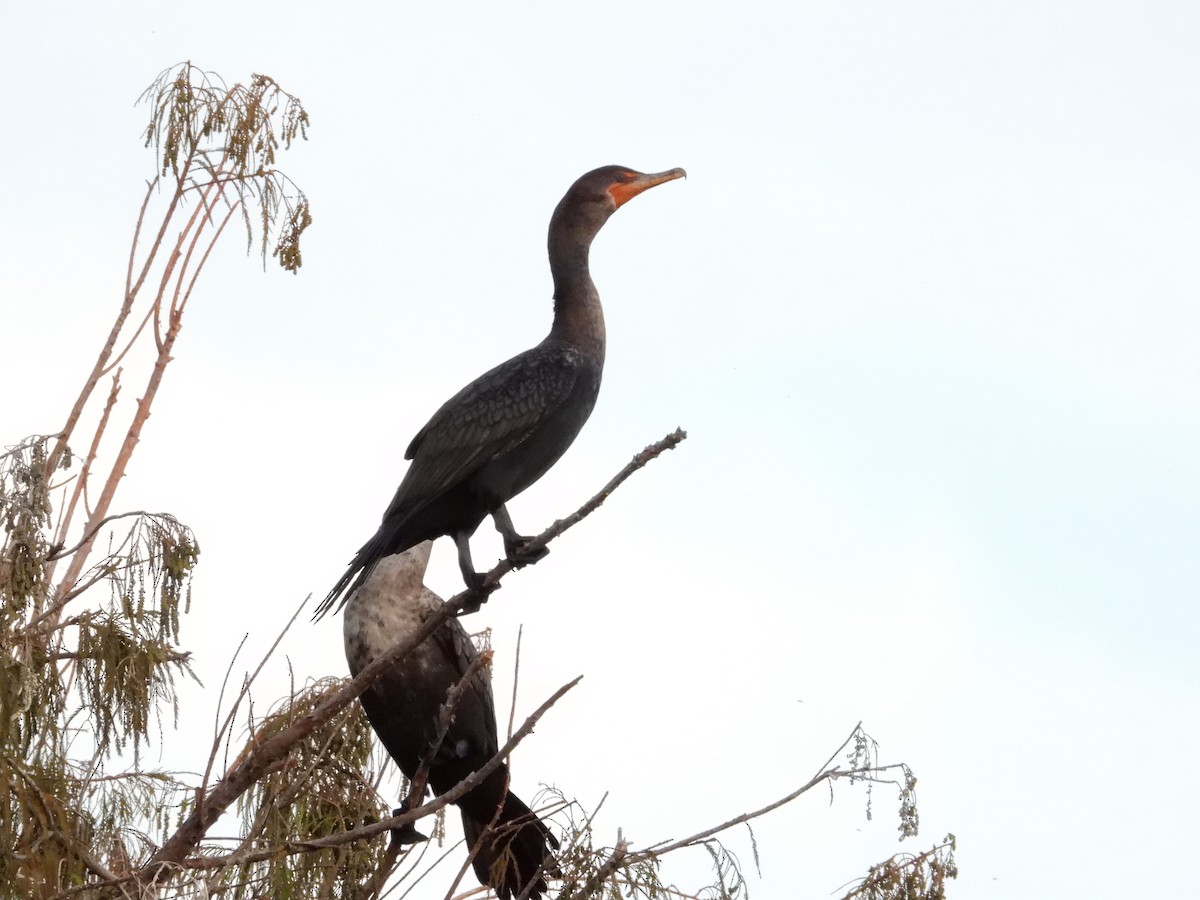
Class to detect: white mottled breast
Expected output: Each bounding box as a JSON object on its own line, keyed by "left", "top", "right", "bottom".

{"left": 343, "top": 542, "right": 439, "bottom": 676}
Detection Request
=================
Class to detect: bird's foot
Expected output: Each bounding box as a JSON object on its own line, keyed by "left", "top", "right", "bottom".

{"left": 492, "top": 506, "right": 548, "bottom": 568}
{"left": 457, "top": 571, "right": 498, "bottom": 616}
{"left": 504, "top": 536, "right": 549, "bottom": 569}
{"left": 388, "top": 809, "right": 428, "bottom": 846}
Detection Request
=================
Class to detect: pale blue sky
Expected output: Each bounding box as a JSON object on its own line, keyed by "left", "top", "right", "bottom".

{"left": 3, "top": 2, "right": 1198, "bottom": 897}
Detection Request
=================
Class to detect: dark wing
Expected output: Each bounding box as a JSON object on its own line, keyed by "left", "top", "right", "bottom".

{"left": 352, "top": 606, "right": 497, "bottom": 778}
{"left": 315, "top": 343, "right": 581, "bottom": 621}
{"left": 384, "top": 342, "right": 581, "bottom": 522}
{"left": 436, "top": 619, "right": 496, "bottom": 748}
{"left": 431, "top": 618, "right": 499, "bottom": 759}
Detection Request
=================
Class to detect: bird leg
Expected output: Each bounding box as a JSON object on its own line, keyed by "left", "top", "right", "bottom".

{"left": 492, "top": 503, "right": 550, "bottom": 567}
{"left": 453, "top": 531, "right": 497, "bottom": 615}
{"left": 390, "top": 729, "right": 454, "bottom": 847}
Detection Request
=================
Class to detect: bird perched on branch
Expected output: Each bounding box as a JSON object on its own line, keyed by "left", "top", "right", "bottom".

{"left": 343, "top": 542, "right": 559, "bottom": 899}
{"left": 316, "top": 165, "right": 686, "bottom": 619}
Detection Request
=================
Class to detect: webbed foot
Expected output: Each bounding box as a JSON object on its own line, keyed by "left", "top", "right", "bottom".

{"left": 504, "top": 536, "right": 549, "bottom": 568}
{"left": 492, "top": 504, "right": 548, "bottom": 569}
{"left": 457, "top": 568, "right": 499, "bottom": 616}
{"left": 389, "top": 807, "right": 428, "bottom": 846}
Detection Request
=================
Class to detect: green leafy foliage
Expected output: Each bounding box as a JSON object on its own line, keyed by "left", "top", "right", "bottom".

{"left": 0, "top": 436, "right": 59, "bottom": 610}
{"left": 224, "top": 678, "right": 386, "bottom": 899}
{"left": 0, "top": 435, "right": 200, "bottom": 895}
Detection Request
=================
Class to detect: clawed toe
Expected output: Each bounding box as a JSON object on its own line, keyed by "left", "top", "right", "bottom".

{"left": 457, "top": 573, "right": 498, "bottom": 616}
{"left": 505, "top": 537, "right": 549, "bottom": 568}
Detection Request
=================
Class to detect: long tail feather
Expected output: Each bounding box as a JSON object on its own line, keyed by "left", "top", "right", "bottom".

{"left": 460, "top": 780, "right": 559, "bottom": 900}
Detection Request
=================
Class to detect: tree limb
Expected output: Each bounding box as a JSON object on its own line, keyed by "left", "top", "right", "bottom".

{"left": 129, "top": 428, "right": 684, "bottom": 889}
{"left": 633, "top": 722, "right": 866, "bottom": 861}
{"left": 459, "top": 427, "right": 687, "bottom": 613}
{"left": 42, "top": 372, "right": 121, "bottom": 601}
{"left": 45, "top": 510, "right": 172, "bottom": 562}
{"left": 119, "top": 676, "right": 580, "bottom": 891}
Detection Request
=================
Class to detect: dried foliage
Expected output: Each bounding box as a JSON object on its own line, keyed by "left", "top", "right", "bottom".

{"left": 218, "top": 679, "right": 384, "bottom": 899}
{"left": 846, "top": 726, "right": 921, "bottom": 840}
{"left": 842, "top": 835, "right": 958, "bottom": 900}
{"left": 140, "top": 63, "right": 311, "bottom": 271}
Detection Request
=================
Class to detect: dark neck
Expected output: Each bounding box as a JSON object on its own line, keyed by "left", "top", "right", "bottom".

{"left": 547, "top": 203, "right": 607, "bottom": 357}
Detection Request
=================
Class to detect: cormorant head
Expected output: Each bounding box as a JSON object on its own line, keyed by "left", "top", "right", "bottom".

{"left": 548, "top": 165, "right": 686, "bottom": 267}
{"left": 575, "top": 165, "right": 687, "bottom": 211}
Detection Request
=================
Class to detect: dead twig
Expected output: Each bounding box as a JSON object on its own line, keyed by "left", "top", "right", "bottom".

{"left": 636, "top": 722, "right": 866, "bottom": 862}
{"left": 460, "top": 427, "right": 688, "bottom": 612}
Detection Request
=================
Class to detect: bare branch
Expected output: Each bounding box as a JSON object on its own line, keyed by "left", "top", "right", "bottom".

{"left": 46, "top": 510, "right": 173, "bottom": 562}
{"left": 203, "top": 599, "right": 308, "bottom": 796}
{"left": 506, "top": 625, "right": 523, "bottom": 749}
{"left": 43, "top": 371, "right": 121, "bottom": 598}
{"left": 457, "top": 427, "right": 688, "bottom": 613}
{"left": 637, "top": 722, "right": 865, "bottom": 860}
{"left": 44, "top": 170, "right": 172, "bottom": 482}
{"left": 509, "top": 428, "right": 686, "bottom": 563}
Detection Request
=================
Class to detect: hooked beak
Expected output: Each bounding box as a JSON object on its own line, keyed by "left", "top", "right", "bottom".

{"left": 609, "top": 167, "right": 687, "bottom": 208}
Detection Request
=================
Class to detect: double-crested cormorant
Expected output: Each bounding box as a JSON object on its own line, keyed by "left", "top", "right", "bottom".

{"left": 343, "top": 542, "right": 559, "bottom": 899}
{"left": 316, "top": 165, "right": 685, "bottom": 619}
